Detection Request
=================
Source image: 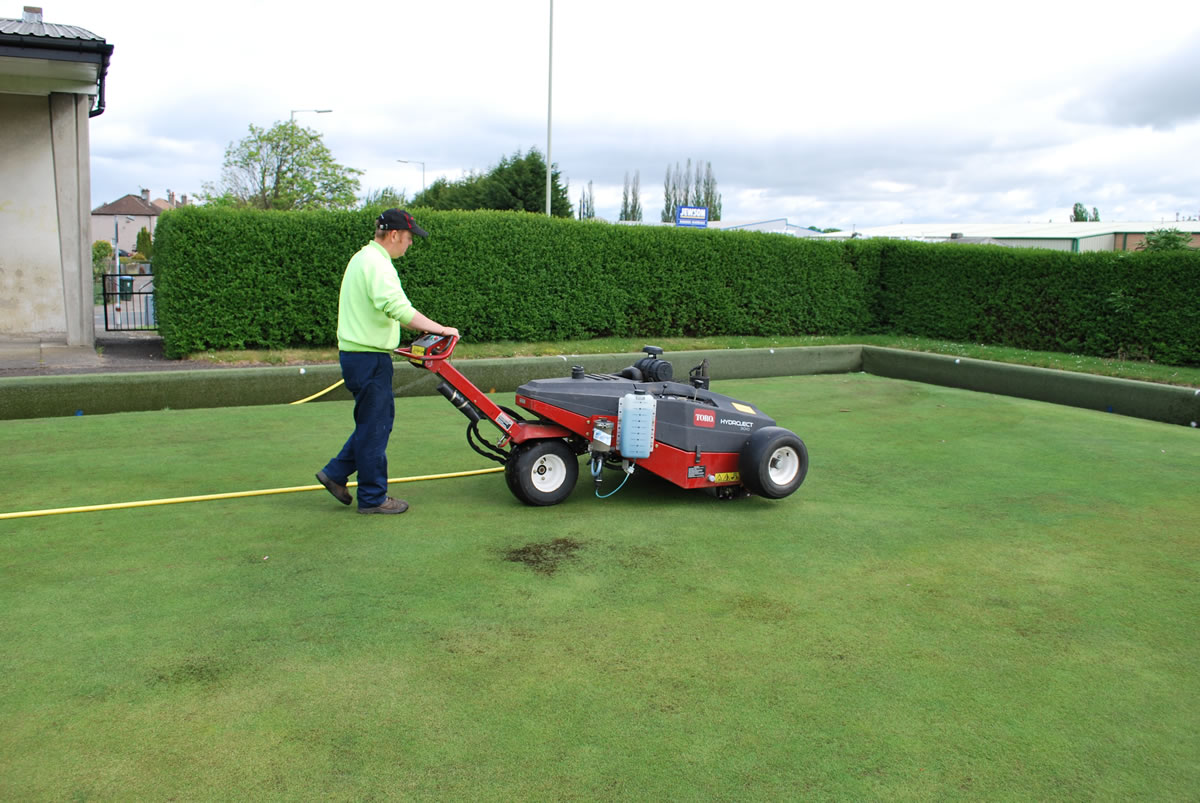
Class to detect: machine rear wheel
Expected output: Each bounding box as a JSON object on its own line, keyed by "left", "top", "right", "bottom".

{"left": 739, "top": 427, "right": 808, "bottom": 499}
{"left": 506, "top": 439, "right": 579, "bottom": 506}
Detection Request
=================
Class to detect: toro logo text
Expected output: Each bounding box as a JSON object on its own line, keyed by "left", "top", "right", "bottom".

{"left": 693, "top": 410, "right": 715, "bottom": 428}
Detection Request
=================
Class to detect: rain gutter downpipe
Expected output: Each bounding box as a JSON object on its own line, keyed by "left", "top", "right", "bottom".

{"left": 89, "top": 46, "right": 110, "bottom": 117}
{"left": 0, "top": 26, "right": 113, "bottom": 117}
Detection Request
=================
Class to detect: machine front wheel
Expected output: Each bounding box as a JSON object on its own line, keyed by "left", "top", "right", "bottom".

{"left": 506, "top": 439, "right": 579, "bottom": 506}
{"left": 739, "top": 427, "right": 808, "bottom": 499}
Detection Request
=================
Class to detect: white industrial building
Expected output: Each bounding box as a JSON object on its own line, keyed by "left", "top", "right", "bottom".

{"left": 812, "top": 222, "right": 1200, "bottom": 252}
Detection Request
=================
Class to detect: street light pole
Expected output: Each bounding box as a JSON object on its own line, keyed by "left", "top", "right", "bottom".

{"left": 397, "top": 159, "right": 426, "bottom": 195}
{"left": 110, "top": 214, "right": 134, "bottom": 326}
{"left": 289, "top": 108, "right": 332, "bottom": 124}
{"left": 545, "top": 0, "right": 553, "bottom": 217}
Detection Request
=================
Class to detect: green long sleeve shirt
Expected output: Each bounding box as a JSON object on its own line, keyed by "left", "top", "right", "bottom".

{"left": 336, "top": 241, "right": 417, "bottom": 352}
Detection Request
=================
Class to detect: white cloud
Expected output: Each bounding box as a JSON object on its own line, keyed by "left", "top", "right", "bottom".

{"left": 30, "top": 0, "right": 1200, "bottom": 227}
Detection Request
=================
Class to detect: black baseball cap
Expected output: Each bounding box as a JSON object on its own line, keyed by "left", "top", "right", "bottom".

{"left": 376, "top": 208, "right": 428, "bottom": 238}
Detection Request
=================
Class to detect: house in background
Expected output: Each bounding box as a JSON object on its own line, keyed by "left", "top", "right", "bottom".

{"left": 90, "top": 188, "right": 190, "bottom": 255}
{"left": 151, "top": 189, "right": 189, "bottom": 213}
{"left": 0, "top": 5, "right": 112, "bottom": 346}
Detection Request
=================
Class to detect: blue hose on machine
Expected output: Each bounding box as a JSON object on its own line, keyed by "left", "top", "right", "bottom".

{"left": 593, "top": 457, "right": 634, "bottom": 499}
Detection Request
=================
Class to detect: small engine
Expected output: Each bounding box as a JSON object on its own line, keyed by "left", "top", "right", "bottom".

{"left": 618, "top": 345, "right": 674, "bottom": 382}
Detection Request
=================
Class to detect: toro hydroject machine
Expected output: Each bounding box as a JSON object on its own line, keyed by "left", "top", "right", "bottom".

{"left": 396, "top": 335, "right": 809, "bottom": 506}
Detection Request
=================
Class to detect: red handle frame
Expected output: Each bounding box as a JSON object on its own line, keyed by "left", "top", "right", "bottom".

{"left": 394, "top": 333, "right": 459, "bottom": 364}
{"left": 394, "top": 333, "right": 572, "bottom": 446}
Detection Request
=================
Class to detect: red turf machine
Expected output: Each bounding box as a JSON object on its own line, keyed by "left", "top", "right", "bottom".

{"left": 396, "top": 335, "right": 808, "bottom": 506}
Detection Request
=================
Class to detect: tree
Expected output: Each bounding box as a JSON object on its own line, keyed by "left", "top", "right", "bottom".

{"left": 661, "top": 167, "right": 672, "bottom": 223}
{"left": 578, "top": 180, "right": 596, "bottom": 220}
{"left": 91, "top": 240, "right": 112, "bottom": 280}
{"left": 135, "top": 227, "right": 153, "bottom": 260}
{"left": 620, "top": 170, "right": 643, "bottom": 222}
{"left": 1137, "top": 228, "right": 1195, "bottom": 252}
{"left": 359, "top": 186, "right": 409, "bottom": 209}
{"left": 196, "top": 192, "right": 243, "bottom": 209}
{"left": 1071, "top": 202, "right": 1100, "bottom": 222}
{"left": 662, "top": 159, "right": 720, "bottom": 222}
{"left": 201, "top": 122, "right": 362, "bottom": 210}
{"left": 699, "top": 162, "right": 722, "bottom": 222}
{"left": 628, "top": 171, "right": 642, "bottom": 222}
{"left": 410, "top": 148, "right": 572, "bottom": 217}
{"left": 661, "top": 159, "right": 694, "bottom": 222}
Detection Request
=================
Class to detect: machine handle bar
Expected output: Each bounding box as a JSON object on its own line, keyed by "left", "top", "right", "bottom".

{"left": 394, "top": 333, "right": 459, "bottom": 364}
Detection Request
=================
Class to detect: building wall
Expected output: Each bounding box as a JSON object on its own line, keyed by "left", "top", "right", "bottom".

{"left": 0, "top": 92, "right": 94, "bottom": 344}
{"left": 1077, "top": 234, "right": 1115, "bottom": 252}
{"left": 90, "top": 213, "right": 158, "bottom": 256}
{"left": 1116, "top": 232, "right": 1200, "bottom": 251}
{"left": 995, "top": 238, "right": 1074, "bottom": 251}
{"left": 0, "top": 93, "right": 65, "bottom": 339}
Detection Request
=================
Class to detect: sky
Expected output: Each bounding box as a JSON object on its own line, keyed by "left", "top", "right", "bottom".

{"left": 28, "top": 0, "right": 1200, "bottom": 228}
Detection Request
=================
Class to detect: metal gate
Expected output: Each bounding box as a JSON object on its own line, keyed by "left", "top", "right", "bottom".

{"left": 101, "top": 272, "right": 156, "bottom": 331}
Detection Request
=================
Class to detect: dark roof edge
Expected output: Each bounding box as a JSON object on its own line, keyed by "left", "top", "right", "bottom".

{"left": 0, "top": 31, "right": 113, "bottom": 56}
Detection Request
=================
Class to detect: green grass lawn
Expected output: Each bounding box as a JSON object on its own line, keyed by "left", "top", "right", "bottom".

{"left": 2, "top": 375, "right": 1197, "bottom": 800}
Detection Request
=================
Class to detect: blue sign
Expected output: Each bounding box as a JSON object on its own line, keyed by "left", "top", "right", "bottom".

{"left": 675, "top": 205, "right": 708, "bottom": 228}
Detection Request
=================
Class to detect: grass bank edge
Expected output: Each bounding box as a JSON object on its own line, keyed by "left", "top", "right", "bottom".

{"left": 184, "top": 334, "right": 1200, "bottom": 389}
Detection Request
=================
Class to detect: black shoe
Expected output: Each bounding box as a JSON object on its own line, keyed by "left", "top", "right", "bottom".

{"left": 316, "top": 471, "right": 352, "bottom": 505}
{"left": 357, "top": 497, "right": 409, "bottom": 515}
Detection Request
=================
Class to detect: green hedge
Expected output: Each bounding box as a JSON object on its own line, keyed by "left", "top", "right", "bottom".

{"left": 152, "top": 208, "right": 872, "bottom": 358}
{"left": 872, "top": 241, "right": 1200, "bottom": 365}
{"left": 153, "top": 208, "right": 1200, "bottom": 365}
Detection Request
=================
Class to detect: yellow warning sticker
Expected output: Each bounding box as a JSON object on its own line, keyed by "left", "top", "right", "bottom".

{"left": 731, "top": 402, "right": 755, "bottom": 414}
{"left": 714, "top": 472, "right": 740, "bottom": 483}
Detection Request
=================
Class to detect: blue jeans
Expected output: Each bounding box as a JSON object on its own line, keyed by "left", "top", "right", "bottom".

{"left": 321, "top": 351, "right": 395, "bottom": 509}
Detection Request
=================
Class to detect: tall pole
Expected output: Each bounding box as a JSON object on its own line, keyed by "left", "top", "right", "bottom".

{"left": 545, "top": 0, "right": 553, "bottom": 217}
{"left": 290, "top": 109, "right": 332, "bottom": 124}
{"left": 397, "top": 159, "right": 426, "bottom": 194}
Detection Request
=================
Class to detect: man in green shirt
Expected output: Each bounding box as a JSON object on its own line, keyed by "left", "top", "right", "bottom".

{"left": 316, "top": 209, "right": 459, "bottom": 514}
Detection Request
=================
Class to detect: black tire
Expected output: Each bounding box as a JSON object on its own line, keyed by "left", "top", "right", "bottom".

{"left": 739, "top": 426, "right": 808, "bottom": 499}
{"left": 505, "top": 444, "right": 525, "bottom": 497}
{"left": 505, "top": 439, "right": 579, "bottom": 506}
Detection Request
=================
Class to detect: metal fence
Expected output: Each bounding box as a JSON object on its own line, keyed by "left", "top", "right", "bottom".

{"left": 101, "top": 272, "right": 156, "bottom": 331}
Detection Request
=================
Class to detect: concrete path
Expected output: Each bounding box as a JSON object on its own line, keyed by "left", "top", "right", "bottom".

{"left": 0, "top": 306, "right": 167, "bottom": 377}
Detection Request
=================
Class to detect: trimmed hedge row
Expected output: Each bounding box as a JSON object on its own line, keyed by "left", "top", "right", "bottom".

{"left": 872, "top": 241, "right": 1200, "bottom": 365}
{"left": 152, "top": 207, "right": 873, "bottom": 358}
{"left": 153, "top": 208, "right": 1200, "bottom": 365}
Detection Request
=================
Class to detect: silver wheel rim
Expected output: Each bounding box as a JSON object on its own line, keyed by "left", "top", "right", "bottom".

{"left": 530, "top": 453, "right": 568, "bottom": 493}
{"left": 768, "top": 446, "right": 800, "bottom": 486}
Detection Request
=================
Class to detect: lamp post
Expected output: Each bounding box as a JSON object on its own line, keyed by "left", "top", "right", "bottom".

{"left": 289, "top": 108, "right": 332, "bottom": 124}
{"left": 111, "top": 214, "right": 134, "bottom": 326}
{"left": 396, "top": 159, "right": 426, "bottom": 195}
{"left": 111, "top": 214, "right": 135, "bottom": 275}
{"left": 545, "top": 0, "right": 553, "bottom": 217}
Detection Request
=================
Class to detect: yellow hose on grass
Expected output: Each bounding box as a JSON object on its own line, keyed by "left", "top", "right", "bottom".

{"left": 0, "top": 467, "right": 505, "bottom": 521}
{"left": 289, "top": 378, "right": 345, "bottom": 405}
